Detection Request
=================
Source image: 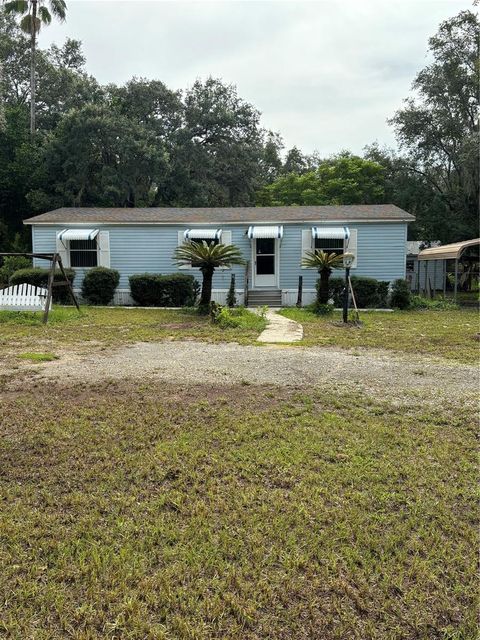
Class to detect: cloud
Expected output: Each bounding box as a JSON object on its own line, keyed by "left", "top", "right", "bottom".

{"left": 39, "top": 0, "right": 466, "bottom": 155}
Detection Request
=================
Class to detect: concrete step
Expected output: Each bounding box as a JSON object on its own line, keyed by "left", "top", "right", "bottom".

{"left": 247, "top": 290, "right": 282, "bottom": 307}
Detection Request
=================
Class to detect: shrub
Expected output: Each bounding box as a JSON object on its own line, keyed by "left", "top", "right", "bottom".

{"left": 81, "top": 267, "right": 120, "bottom": 305}
{"left": 0, "top": 256, "right": 31, "bottom": 288}
{"left": 226, "top": 274, "right": 236, "bottom": 307}
{"left": 129, "top": 273, "right": 195, "bottom": 307}
{"left": 328, "top": 276, "right": 389, "bottom": 308}
{"left": 314, "top": 302, "right": 334, "bottom": 316}
{"left": 409, "top": 295, "right": 459, "bottom": 310}
{"left": 10, "top": 267, "right": 76, "bottom": 304}
{"left": 209, "top": 302, "right": 241, "bottom": 328}
{"left": 390, "top": 279, "right": 411, "bottom": 310}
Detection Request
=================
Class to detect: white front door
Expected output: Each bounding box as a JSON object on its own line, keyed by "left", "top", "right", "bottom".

{"left": 254, "top": 238, "right": 277, "bottom": 288}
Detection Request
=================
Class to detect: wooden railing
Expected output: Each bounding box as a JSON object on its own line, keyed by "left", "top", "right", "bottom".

{"left": 244, "top": 261, "right": 250, "bottom": 307}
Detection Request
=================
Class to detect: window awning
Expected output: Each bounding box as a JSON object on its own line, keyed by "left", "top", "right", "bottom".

{"left": 247, "top": 225, "right": 283, "bottom": 239}
{"left": 312, "top": 226, "right": 350, "bottom": 241}
{"left": 57, "top": 228, "right": 99, "bottom": 242}
{"left": 184, "top": 228, "right": 222, "bottom": 241}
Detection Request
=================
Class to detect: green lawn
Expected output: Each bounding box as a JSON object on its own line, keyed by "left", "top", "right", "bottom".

{"left": 0, "top": 306, "right": 266, "bottom": 358}
{"left": 280, "top": 308, "right": 479, "bottom": 364}
{"left": 0, "top": 382, "right": 477, "bottom": 639}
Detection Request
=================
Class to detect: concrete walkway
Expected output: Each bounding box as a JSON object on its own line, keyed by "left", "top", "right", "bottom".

{"left": 257, "top": 309, "right": 303, "bottom": 343}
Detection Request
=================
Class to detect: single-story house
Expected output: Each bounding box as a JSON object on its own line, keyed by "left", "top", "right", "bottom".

{"left": 24, "top": 204, "right": 415, "bottom": 306}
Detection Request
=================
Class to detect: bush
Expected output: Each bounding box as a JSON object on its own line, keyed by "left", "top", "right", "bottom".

{"left": 314, "top": 302, "right": 334, "bottom": 316}
{"left": 328, "top": 276, "right": 389, "bottom": 308}
{"left": 129, "top": 273, "right": 195, "bottom": 307}
{"left": 390, "top": 279, "right": 411, "bottom": 310}
{"left": 81, "top": 267, "right": 120, "bottom": 305}
{"left": 0, "top": 256, "right": 31, "bottom": 288}
{"left": 226, "top": 274, "right": 236, "bottom": 307}
{"left": 409, "top": 295, "right": 459, "bottom": 310}
{"left": 10, "top": 267, "right": 76, "bottom": 304}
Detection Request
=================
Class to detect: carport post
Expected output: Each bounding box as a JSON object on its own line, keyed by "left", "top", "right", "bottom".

{"left": 443, "top": 261, "right": 446, "bottom": 298}
{"left": 424, "top": 261, "right": 428, "bottom": 296}
{"left": 433, "top": 260, "right": 437, "bottom": 298}
{"left": 454, "top": 259, "right": 458, "bottom": 302}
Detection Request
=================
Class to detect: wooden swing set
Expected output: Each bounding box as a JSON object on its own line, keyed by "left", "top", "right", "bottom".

{"left": 0, "top": 252, "right": 80, "bottom": 324}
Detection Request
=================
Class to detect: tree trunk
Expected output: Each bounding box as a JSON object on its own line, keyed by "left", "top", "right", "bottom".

{"left": 30, "top": 0, "right": 37, "bottom": 136}
{"left": 318, "top": 267, "right": 331, "bottom": 304}
{"left": 200, "top": 266, "right": 214, "bottom": 306}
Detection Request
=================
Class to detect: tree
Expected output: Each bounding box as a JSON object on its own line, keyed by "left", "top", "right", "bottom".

{"left": 167, "top": 77, "right": 267, "bottom": 206}
{"left": 174, "top": 241, "right": 245, "bottom": 307}
{"left": 257, "top": 154, "right": 385, "bottom": 206}
{"left": 3, "top": 0, "right": 67, "bottom": 135}
{"left": 302, "top": 250, "right": 344, "bottom": 304}
{"left": 30, "top": 104, "right": 169, "bottom": 209}
{"left": 390, "top": 10, "right": 479, "bottom": 241}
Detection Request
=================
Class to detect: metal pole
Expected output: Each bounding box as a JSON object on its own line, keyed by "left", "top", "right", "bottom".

{"left": 433, "top": 260, "right": 437, "bottom": 298}
{"left": 424, "top": 261, "right": 428, "bottom": 296}
{"left": 343, "top": 267, "right": 350, "bottom": 323}
{"left": 443, "top": 260, "right": 446, "bottom": 298}
{"left": 416, "top": 260, "right": 420, "bottom": 293}
{"left": 296, "top": 275, "right": 303, "bottom": 308}
{"left": 454, "top": 258, "right": 458, "bottom": 302}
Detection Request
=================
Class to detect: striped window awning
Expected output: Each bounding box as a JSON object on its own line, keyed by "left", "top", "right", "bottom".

{"left": 184, "top": 228, "right": 222, "bottom": 241}
{"left": 57, "top": 228, "right": 99, "bottom": 242}
{"left": 312, "top": 226, "right": 350, "bottom": 241}
{"left": 247, "top": 225, "right": 283, "bottom": 239}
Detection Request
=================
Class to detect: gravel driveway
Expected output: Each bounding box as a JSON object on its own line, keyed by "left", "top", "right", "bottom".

{"left": 13, "top": 340, "right": 478, "bottom": 404}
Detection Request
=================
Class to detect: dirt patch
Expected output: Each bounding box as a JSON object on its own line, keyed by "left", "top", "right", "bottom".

{"left": 3, "top": 340, "right": 477, "bottom": 406}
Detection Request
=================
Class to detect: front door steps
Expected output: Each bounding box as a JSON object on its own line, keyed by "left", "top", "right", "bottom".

{"left": 247, "top": 289, "right": 282, "bottom": 307}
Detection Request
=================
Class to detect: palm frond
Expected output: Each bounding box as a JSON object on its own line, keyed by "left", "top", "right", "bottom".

{"left": 38, "top": 5, "right": 52, "bottom": 24}
{"left": 3, "top": 0, "right": 28, "bottom": 15}
{"left": 174, "top": 241, "right": 246, "bottom": 269}
{"left": 49, "top": 0, "right": 67, "bottom": 20}
{"left": 302, "top": 249, "right": 345, "bottom": 271}
{"left": 19, "top": 13, "right": 41, "bottom": 34}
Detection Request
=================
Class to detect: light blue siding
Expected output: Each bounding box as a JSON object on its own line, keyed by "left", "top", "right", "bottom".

{"left": 31, "top": 221, "right": 408, "bottom": 301}
{"left": 279, "top": 223, "right": 407, "bottom": 289}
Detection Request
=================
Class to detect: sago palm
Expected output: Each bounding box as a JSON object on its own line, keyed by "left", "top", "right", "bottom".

{"left": 302, "top": 249, "right": 344, "bottom": 304}
{"left": 4, "top": 0, "right": 67, "bottom": 135}
{"left": 174, "top": 241, "right": 245, "bottom": 307}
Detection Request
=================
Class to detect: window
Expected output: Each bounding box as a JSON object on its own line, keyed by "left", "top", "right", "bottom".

{"left": 70, "top": 239, "right": 98, "bottom": 267}
{"left": 314, "top": 237, "right": 344, "bottom": 256}
{"left": 406, "top": 259, "right": 415, "bottom": 272}
{"left": 190, "top": 237, "right": 219, "bottom": 267}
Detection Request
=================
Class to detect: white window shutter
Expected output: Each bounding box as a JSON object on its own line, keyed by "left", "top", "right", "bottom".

{"left": 177, "top": 230, "right": 190, "bottom": 269}
{"left": 346, "top": 229, "right": 358, "bottom": 268}
{"left": 56, "top": 234, "right": 69, "bottom": 268}
{"left": 98, "top": 231, "right": 110, "bottom": 268}
{"left": 221, "top": 230, "right": 232, "bottom": 246}
{"left": 219, "top": 230, "right": 232, "bottom": 269}
{"left": 301, "top": 229, "right": 312, "bottom": 268}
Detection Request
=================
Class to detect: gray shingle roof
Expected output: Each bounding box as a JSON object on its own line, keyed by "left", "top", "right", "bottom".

{"left": 24, "top": 204, "right": 414, "bottom": 224}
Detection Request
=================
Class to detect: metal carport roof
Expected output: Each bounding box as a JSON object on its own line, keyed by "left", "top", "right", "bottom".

{"left": 418, "top": 238, "right": 480, "bottom": 261}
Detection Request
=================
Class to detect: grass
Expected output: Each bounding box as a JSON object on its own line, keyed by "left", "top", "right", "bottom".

{"left": 0, "top": 305, "right": 267, "bottom": 357}
{"left": 280, "top": 308, "right": 480, "bottom": 364}
{"left": 0, "top": 381, "right": 477, "bottom": 639}
{"left": 18, "top": 352, "right": 58, "bottom": 362}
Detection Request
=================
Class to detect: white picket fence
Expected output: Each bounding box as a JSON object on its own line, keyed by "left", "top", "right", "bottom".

{"left": 0, "top": 283, "right": 51, "bottom": 312}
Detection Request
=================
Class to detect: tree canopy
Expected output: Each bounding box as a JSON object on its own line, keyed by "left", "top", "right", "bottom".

{"left": 0, "top": 7, "right": 477, "bottom": 251}
{"left": 257, "top": 155, "right": 386, "bottom": 206}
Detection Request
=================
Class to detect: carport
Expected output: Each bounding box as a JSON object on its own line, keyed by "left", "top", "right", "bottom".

{"left": 418, "top": 238, "right": 480, "bottom": 302}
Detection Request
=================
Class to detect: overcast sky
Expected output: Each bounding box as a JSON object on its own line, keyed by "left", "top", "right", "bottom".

{"left": 39, "top": 0, "right": 467, "bottom": 156}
